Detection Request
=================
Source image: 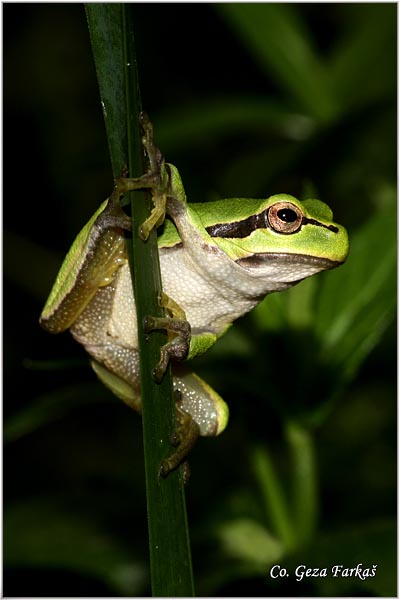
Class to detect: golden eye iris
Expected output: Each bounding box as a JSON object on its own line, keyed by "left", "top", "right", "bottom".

{"left": 267, "top": 201, "right": 303, "bottom": 234}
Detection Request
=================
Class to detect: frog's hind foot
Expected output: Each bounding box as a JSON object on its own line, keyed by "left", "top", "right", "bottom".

{"left": 158, "top": 401, "right": 200, "bottom": 482}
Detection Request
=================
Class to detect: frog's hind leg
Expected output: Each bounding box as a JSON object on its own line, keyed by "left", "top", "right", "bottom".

{"left": 159, "top": 393, "right": 200, "bottom": 480}
{"left": 90, "top": 359, "right": 142, "bottom": 413}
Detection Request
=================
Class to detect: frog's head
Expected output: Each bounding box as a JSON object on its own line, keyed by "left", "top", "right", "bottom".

{"left": 205, "top": 194, "right": 349, "bottom": 285}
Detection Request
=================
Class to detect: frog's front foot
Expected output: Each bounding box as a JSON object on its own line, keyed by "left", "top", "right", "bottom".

{"left": 159, "top": 401, "right": 200, "bottom": 481}
{"left": 113, "top": 112, "right": 169, "bottom": 241}
{"left": 143, "top": 314, "right": 191, "bottom": 383}
{"left": 143, "top": 292, "right": 191, "bottom": 382}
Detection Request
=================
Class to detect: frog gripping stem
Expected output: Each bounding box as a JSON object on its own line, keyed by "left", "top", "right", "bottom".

{"left": 158, "top": 404, "right": 200, "bottom": 480}
{"left": 143, "top": 314, "right": 191, "bottom": 383}
{"left": 114, "top": 112, "right": 170, "bottom": 241}
{"left": 40, "top": 109, "right": 349, "bottom": 488}
{"left": 142, "top": 290, "right": 191, "bottom": 382}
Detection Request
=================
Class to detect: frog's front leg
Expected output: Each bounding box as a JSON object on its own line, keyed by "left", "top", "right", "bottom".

{"left": 115, "top": 112, "right": 170, "bottom": 240}
{"left": 143, "top": 291, "right": 191, "bottom": 383}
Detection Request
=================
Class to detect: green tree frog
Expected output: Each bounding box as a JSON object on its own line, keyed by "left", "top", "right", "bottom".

{"left": 40, "top": 114, "right": 349, "bottom": 476}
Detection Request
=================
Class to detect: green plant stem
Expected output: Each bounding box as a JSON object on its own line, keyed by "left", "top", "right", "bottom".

{"left": 85, "top": 5, "right": 194, "bottom": 595}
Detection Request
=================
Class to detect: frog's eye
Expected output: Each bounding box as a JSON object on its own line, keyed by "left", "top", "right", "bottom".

{"left": 267, "top": 201, "right": 303, "bottom": 234}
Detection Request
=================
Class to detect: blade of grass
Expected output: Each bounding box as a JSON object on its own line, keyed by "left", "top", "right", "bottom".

{"left": 315, "top": 202, "right": 396, "bottom": 382}
{"left": 85, "top": 5, "right": 194, "bottom": 595}
{"left": 251, "top": 445, "right": 297, "bottom": 552}
{"left": 218, "top": 4, "right": 338, "bottom": 122}
{"left": 285, "top": 421, "right": 318, "bottom": 544}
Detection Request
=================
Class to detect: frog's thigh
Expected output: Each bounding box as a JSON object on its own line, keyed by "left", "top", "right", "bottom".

{"left": 91, "top": 356, "right": 142, "bottom": 412}
{"left": 172, "top": 365, "right": 229, "bottom": 437}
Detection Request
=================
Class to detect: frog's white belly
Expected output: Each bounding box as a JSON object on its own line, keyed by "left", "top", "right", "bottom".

{"left": 106, "top": 248, "right": 256, "bottom": 349}
{"left": 69, "top": 240, "right": 313, "bottom": 390}
{"left": 160, "top": 246, "right": 257, "bottom": 335}
{"left": 71, "top": 242, "right": 258, "bottom": 356}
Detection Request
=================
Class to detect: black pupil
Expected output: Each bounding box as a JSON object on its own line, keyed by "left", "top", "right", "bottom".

{"left": 277, "top": 208, "right": 297, "bottom": 223}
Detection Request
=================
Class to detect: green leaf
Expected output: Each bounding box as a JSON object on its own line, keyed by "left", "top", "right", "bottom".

{"left": 285, "top": 421, "right": 317, "bottom": 545}
{"left": 218, "top": 4, "right": 338, "bottom": 122}
{"left": 155, "top": 96, "right": 315, "bottom": 152}
{"left": 251, "top": 445, "right": 296, "bottom": 552}
{"left": 315, "top": 201, "right": 396, "bottom": 381}
{"left": 216, "top": 517, "right": 283, "bottom": 568}
{"left": 4, "top": 499, "right": 147, "bottom": 596}
{"left": 310, "top": 520, "right": 396, "bottom": 596}
{"left": 4, "top": 383, "right": 110, "bottom": 443}
{"left": 329, "top": 5, "right": 396, "bottom": 112}
{"left": 252, "top": 277, "right": 318, "bottom": 333}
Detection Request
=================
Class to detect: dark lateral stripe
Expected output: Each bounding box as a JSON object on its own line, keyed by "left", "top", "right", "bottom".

{"left": 206, "top": 212, "right": 339, "bottom": 238}
{"left": 302, "top": 217, "right": 339, "bottom": 233}
{"left": 206, "top": 211, "right": 267, "bottom": 238}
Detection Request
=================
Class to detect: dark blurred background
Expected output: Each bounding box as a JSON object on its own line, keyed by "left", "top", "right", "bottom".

{"left": 3, "top": 4, "right": 396, "bottom": 597}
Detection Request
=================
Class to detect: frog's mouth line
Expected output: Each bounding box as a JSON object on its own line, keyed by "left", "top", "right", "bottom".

{"left": 236, "top": 252, "right": 343, "bottom": 270}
